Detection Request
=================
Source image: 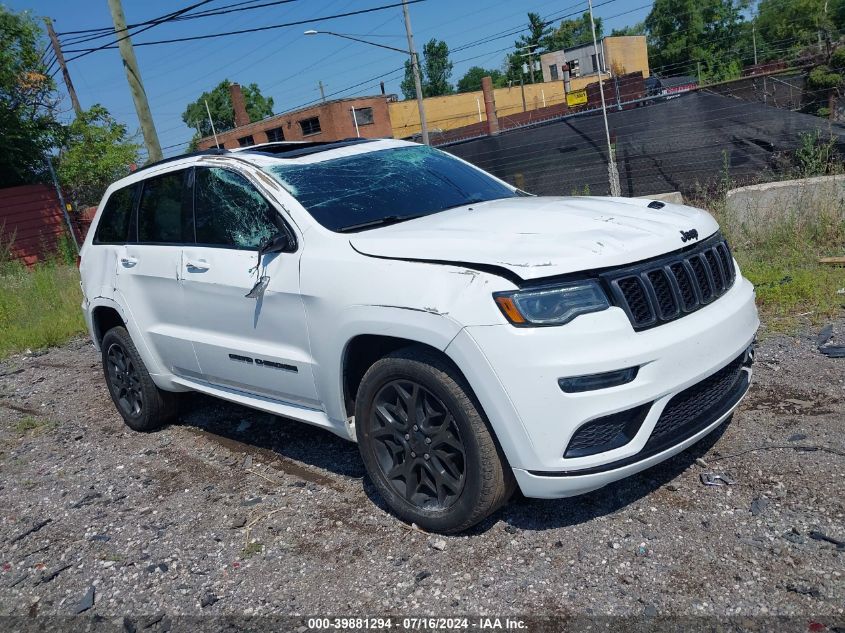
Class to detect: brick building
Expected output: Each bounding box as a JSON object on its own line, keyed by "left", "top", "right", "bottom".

{"left": 196, "top": 83, "right": 395, "bottom": 150}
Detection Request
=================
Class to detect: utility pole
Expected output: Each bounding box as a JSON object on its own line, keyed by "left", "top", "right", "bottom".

{"left": 402, "top": 0, "right": 429, "bottom": 145}
{"left": 107, "top": 0, "right": 163, "bottom": 162}
{"left": 588, "top": 0, "right": 620, "bottom": 197}
{"left": 752, "top": 22, "right": 758, "bottom": 66}
{"left": 44, "top": 18, "right": 82, "bottom": 116}
{"left": 318, "top": 80, "right": 326, "bottom": 102}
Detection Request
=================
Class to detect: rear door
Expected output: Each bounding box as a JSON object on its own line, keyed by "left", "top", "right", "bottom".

{"left": 83, "top": 184, "right": 136, "bottom": 306}
{"left": 180, "top": 166, "right": 319, "bottom": 408}
{"left": 115, "top": 169, "right": 200, "bottom": 376}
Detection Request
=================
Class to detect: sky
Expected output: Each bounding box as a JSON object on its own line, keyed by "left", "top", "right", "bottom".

{"left": 9, "top": 0, "right": 653, "bottom": 158}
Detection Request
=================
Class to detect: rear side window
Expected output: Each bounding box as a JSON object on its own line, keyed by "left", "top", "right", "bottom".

{"left": 193, "top": 167, "right": 277, "bottom": 249}
{"left": 94, "top": 185, "right": 135, "bottom": 244}
{"left": 138, "top": 170, "right": 189, "bottom": 244}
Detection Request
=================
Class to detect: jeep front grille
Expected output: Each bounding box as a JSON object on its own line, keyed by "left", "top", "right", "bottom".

{"left": 602, "top": 234, "right": 736, "bottom": 330}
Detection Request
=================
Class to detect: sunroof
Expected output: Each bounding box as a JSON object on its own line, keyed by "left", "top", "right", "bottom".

{"left": 243, "top": 138, "right": 377, "bottom": 159}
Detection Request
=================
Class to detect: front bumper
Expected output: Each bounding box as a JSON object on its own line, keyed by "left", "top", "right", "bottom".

{"left": 445, "top": 272, "right": 759, "bottom": 498}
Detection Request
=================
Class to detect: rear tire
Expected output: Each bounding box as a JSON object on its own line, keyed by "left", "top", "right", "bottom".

{"left": 101, "top": 326, "right": 177, "bottom": 432}
{"left": 355, "top": 347, "right": 515, "bottom": 534}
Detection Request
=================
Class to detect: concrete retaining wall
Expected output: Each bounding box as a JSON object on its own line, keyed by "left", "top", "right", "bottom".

{"left": 637, "top": 191, "right": 684, "bottom": 204}
{"left": 725, "top": 175, "right": 845, "bottom": 223}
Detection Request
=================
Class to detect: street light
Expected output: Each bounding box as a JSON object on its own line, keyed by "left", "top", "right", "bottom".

{"left": 305, "top": 16, "right": 430, "bottom": 144}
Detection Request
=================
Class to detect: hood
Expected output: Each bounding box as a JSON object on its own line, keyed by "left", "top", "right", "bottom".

{"left": 348, "top": 196, "right": 720, "bottom": 281}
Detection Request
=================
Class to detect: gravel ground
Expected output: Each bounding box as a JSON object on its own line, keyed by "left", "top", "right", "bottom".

{"left": 0, "top": 322, "right": 843, "bottom": 622}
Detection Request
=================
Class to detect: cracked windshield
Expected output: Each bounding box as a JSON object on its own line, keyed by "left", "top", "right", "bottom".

{"left": 265, "top": 145, "right": 517, "bottom": 232}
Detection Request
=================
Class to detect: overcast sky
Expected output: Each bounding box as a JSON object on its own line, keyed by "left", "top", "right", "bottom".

{"left": 9, "top": 0, "right": 652, "bottom": 157}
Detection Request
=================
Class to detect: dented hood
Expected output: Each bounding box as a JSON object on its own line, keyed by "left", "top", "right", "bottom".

{"left": 348, "top": 196, "right": 720, "bottom": 280}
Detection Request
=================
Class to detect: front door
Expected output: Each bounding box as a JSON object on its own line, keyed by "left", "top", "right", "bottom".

{"left": 115, "top": 168, "right": 200, "bottom": 376}
{"left": 180, "top": 166, "right": 320, "bottom": 408}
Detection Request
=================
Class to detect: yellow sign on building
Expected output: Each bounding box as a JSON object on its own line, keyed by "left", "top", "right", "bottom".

{"left": 566, "top": 89, "right": 588, "bottom": 107}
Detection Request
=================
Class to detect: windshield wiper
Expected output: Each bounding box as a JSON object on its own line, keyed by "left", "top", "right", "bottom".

{"left": 336, "top": 214, "right": 426, "bottom": 233}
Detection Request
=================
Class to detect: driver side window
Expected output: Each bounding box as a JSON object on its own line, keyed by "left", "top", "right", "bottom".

{"left": 193, "top": 167, "right": 278, "bottom": 249}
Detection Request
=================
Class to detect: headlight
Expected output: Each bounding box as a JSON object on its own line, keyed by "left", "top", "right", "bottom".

{"left": 493, "top": 280, "right": 610, "bottom": 326}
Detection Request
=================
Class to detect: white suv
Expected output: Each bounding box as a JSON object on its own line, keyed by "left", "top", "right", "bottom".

{"left": 79, "top": 139, "right": 759, "bottom": 533}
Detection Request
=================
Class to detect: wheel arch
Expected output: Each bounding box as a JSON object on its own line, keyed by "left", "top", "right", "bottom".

{"left": 90, "top": 300, "right": 128, "bottom": 348}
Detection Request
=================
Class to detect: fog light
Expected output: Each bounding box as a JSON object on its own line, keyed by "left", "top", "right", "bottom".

{"left": 558, "top": 366, "right": 639, "bottom": 393}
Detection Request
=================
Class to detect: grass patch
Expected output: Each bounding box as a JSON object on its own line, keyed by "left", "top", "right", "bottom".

{"left": 241, "top": 542, "right": 263, "bottom": 559}
{"left": 0, "top": 262, "right": 86, "bottom": 358}
{"left": 702, "top": 184, "right": 845, "bottom": 332}
{"left": 13, "top": 416, "right": 56, "bottom": 436}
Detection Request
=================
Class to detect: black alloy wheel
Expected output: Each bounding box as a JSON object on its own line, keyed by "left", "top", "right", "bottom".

{"left": 371, "top": 379, "right": 466, "bottom": 509}
{"left": 355, "top": 347, "right": 515, "bottom": 534}
{"left": 106, "top": 342, "right": 143, "bottom": 417}
{"left": 100, "top": 326, "right": 177, "bottom": 432}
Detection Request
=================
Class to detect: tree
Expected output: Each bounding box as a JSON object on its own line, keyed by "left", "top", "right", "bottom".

{"left": 506, "top": 13, "right": 550, "bottom": 84}
{"left": 756, "top": 0, "right": 845, "bottom": 58}
{"left": 401, "top": 39, "right": 454, "bottom": 99}
{"left": 611, "top": 22, "right": 646, "bottom": 37}
{"left": 456, "top": 66, "right": 506, "bottom": 92}
{"left": 645, "top": 0, "right": 748, "bottom": 81}
{"left": 544, "top": 12, "right": 602, "bottom": 51}
{"left": 0, "top": 6, "right": 60, "bottom": 187}
{"left": 182, "top": 80, "right": 274, "bottom": 148}
{"left": 56, "top": 105, "right": 141, "bottom": 210}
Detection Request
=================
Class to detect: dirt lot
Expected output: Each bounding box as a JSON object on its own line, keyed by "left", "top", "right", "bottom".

{"left": 0, "top": 322, "right": 843, "bottom": 622}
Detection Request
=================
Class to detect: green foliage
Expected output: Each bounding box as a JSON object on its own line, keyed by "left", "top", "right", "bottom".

{"left": 699, "top": 170, "right": 845, "bottom": 332}
{"left": 0, "top": 263, "right": 86, "bottom": 358}
{"left": 56, "top": 105, "right": 140, "bottom": 210}
{"left": 544, "top": 12, "right": 602, "bottom": 51}
{"left": 645, "top": 0, "right": 748, "bottom": 80}
{"left": 182, "top": 80, "right": 274, "bottom": 146}
{"left": 401, "top": 39, "right": 454, "bottom": 99}
{"left": 456, "top": 67, "right": 506, "bottom": 93}
{"left": 611, "top": 22, "right": 646, "bottom": 37}
{"left": 793, "top": 131, "right": 841, "bottom": 176}
{"left": 830, "top": 46, "right": 845, "bottom": 70}
{"left": 808, "top": 65, "right": 843, "bottom": 90}
{"left": 54, "top": 230, "right": 77, "bottom": 265}
{"left": 0, "top": 6, "right": 60, "bottom": 187}
{"left": 756, "top": 0, "right": 845, "bottom": 55}
{"left": 504, "top": 13, "right": 552, "bottom": 84}
{"left": 805, "top": 57, "right": 844, "bottom": 117}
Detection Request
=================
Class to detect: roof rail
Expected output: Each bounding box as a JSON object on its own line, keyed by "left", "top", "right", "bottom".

{"left": 133, "top": 147, "right": 229, "bottom": 174}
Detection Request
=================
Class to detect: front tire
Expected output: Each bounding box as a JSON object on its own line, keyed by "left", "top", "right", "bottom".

{"left": 355, "top": 347, "right": 514, "bottom": 534}
{"left": 101, "top": 326, "right": 177, "bottom": 432}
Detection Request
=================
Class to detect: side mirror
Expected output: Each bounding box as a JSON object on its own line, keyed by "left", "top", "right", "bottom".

{"left": 257, "top": 231, "right": 290, "bottom": 258}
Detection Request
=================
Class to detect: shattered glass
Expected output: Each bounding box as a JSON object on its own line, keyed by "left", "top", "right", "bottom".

{"left": 194, "top": 168, "right": 277, "bottom": 249}
{"left": 265, "top": 145, "right": 517, "bottom": 231}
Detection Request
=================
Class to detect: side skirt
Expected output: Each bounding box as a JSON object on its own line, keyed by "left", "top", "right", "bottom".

{"left": 171, "top": 375, "right": 354, "bottom": 441}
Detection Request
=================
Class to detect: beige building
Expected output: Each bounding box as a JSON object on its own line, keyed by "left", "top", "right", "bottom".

{"left": 540, "top": 35, "right": 649, "bottom": 83}
{"left": 389, "top": 78, "right": 599, "bottom": 139}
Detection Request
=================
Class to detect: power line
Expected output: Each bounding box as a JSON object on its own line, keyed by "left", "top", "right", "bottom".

{"left": 58, "top": 0, "right": 304, "bottom": 47}
{"left": 63, "top": 1, "right": 425, "bottom": 55}
{"left": 64, "top": 0, "right": 216, "bottom": 64}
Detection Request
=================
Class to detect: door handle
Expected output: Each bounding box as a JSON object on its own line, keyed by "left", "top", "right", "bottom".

{"left": 185, "top": 258, "right": 210, "bottom": 272}
{"left": 120, "top": 256, "right": 138, "bottom": 267}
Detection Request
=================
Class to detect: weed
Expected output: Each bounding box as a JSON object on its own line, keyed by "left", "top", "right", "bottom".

{"left": 0, "top": 264, "right": 86, "bottom": 358}
{"left": 698, "top": 182, "right": 845, "bottom": 332}
{"left": 793, "top": 131, "right": 842, "bottom": 178}
{"left": 13, "top": 417, "right": 55, "bottom": 436}
{"left": 241, "top": 542, "right": 263, "bottom": 559}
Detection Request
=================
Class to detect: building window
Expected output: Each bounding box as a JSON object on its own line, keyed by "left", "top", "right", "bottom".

{"left": 351, "top": 107, "right": 374, "bottom": 126}
{"left": 299, "top": 117, "right": 321, "bottom": 136}
{"left": 549, "top": 64, "right": 559, "bottom": 80}
{"left": 591, "top": 53, "right": 604, "bottom": 73}
{"left": 238, "top": 135, "right": 254, "bottom": 147}
{"left": 266, "top": 127, "right": 285, "bottom": 142}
